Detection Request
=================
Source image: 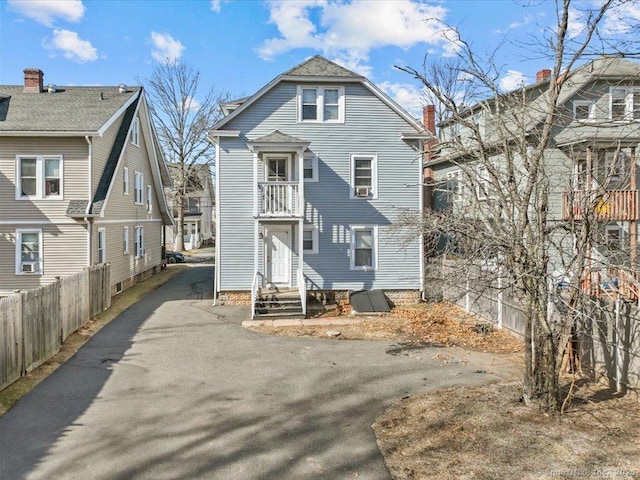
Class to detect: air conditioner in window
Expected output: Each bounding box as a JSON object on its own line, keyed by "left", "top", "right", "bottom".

{"left": 355, "top": 186, "right": 370, "bottom": 198}
{"left": 22, "top": 262, "right": 38, "bottom": 273}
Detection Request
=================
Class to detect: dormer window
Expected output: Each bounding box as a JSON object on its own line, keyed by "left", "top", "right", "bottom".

{"left": 609, "top": 87, "right": 640, "bottom": 121}
{"left": 573, "top": 100, "right": 595, "bottom": 121}
{"left": 297, "top": 86, "right": 344, "bottom": 123}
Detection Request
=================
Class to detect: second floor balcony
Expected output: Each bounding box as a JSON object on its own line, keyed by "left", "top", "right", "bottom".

{"left": 256, "top": 181, "right": 301, "bottom": 218}
{"left": 562, "top": 190, "right": 639, "bottom": 221}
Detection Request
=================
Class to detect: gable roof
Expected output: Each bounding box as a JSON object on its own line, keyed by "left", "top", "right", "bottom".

{"left": 209, "top": 55, "right": 430, "bottom": 137}
{"left": 0, "top": 85, "right": 140, "bottom": 135}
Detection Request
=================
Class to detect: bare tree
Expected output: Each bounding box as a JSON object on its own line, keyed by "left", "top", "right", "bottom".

{"left": 144, "top": 61, "right": 227, "bottom": 251}
{"left": 399, "top": 0, "right": 640, "bottom": 411}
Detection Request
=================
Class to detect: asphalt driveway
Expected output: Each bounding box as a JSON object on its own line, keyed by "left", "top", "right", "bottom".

{"left": 0, "top": 265, "right": 512, "bottom": 480}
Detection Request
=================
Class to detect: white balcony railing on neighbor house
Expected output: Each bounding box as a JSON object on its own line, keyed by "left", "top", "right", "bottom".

{"left": 257, "top": 182, "right": 300, "bottom": 217}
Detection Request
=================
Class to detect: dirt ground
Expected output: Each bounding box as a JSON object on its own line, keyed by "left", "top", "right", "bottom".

{"left": 250, "top": 303, "right": 640, "bottom": 480}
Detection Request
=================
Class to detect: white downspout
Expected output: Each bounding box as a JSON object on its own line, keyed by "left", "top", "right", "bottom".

{"left": 213, "top": 140, "right": 221, "bottom": 306}
{"left": 85, "top": 136, "right": 93, "bottom": 265}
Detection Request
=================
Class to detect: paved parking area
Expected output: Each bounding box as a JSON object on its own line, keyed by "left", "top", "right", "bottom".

{"left": 0, "top": 265, "right": 511, "bottom": 480}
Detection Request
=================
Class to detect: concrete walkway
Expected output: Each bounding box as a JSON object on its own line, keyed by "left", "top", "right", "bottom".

{"left": 0, "top": 265, "right": 515, "bottom": 480}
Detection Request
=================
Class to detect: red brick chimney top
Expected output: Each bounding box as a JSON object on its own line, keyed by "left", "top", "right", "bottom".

{"left": 423, "top": 104, "right": 436, "bottom": 135}
{"left": 536, "top": 69, "right": 551, "bottom": 83}
{"left": 23, "top": 68, "right": 44, "bottom": 93}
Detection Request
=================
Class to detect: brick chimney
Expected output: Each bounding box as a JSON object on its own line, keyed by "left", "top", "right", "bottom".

{"left": 23, "top": 68, "right": 44, "bottom": 93}
{"left": 536, "top": 69, "right": 551, "bottom": 83}
{"left": 423, "top": 104, "right": 436, "bottom": 134}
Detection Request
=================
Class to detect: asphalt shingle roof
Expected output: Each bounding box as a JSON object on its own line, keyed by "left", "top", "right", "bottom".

{"left": 283, "top": 55, "right": 362, "bottom": 78}
{"left": 0, "top": 85, "right": 140, "bottom": 133}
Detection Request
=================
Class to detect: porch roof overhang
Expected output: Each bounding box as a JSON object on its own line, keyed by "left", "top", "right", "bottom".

{"left": 247, "top": 130, "right": 310, "bottom": 153}
{"left": 555, "top": 124, "right": 640, "bottom": 149}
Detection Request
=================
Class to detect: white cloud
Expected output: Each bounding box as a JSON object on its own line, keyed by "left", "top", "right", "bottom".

{"left": 602, "top": 2, "right": 640, "bottom": 35}
{"left": 499, "top": 70, "right": 525, "bottom": 92}
{"left": 150, "top": 32, "right": 185, "bottom": 64}
{"left": 8, "top": 0, "right": 85, "bottom": 27}
{"left": 46, "top": 29, "right": 98, "bottom": 62}
{"left": 379, "top": 81, "right": 426, "bottom": 119}
{"left": 210, "top": 0, "right": 229, "bottom": 12}
{"left": 185, "top": 96, "right": 201, "bottom": 111}
{"left": 258, "top": 0, "right": 453, "bottom": 74}
{"left": 566, "top": 7, "right": 586, "bottom": 39}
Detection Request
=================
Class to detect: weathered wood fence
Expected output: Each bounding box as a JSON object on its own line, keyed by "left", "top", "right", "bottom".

{"left": 0, "top": 264, "right": 111, "bottom": 391}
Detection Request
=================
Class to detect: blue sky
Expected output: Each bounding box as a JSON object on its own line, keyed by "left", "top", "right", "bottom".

{"left": 1, "top": 0, "right": 639, "bottom": 118}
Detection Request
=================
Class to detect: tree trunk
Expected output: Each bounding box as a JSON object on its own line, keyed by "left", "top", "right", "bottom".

{"left": 175, "top": 193, "right": 185, "bottom": 252}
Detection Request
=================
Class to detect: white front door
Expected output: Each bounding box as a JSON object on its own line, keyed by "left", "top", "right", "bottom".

{"left": 266, "top": 226, "right": 291, "bottom": 286}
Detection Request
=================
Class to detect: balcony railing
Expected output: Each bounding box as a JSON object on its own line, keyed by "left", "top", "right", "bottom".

{"left": 562, "top": 190, "right": 638, "bottom": 221}
{"left": 582, "top": 269, "right": 640, "bottom": 303}
{"left": 257, "top": 182, "right": 300, "bottom": 217}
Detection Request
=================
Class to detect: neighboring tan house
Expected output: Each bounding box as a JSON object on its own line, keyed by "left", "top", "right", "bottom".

{"left": 164, "top": 163, "right": 215, "bottom": 251}
{"left": 0, "top": 68, "right": 173, "bottom": 297}
{"left": 208, "top": 55, "right": 432, "bottom": 317}
{"left": 428, "top": 56, "right": 640, "bottom": 300}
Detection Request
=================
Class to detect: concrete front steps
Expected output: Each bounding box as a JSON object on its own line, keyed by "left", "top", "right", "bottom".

{"left": 254, "top": 288, "right": 305, "bottom": 318}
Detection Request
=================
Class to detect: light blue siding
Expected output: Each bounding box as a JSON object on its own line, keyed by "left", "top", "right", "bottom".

{"left": 218, "top": 81, "right": 422, "bottom": 291}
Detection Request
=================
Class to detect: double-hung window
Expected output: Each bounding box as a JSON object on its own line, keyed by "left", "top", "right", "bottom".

{"left": 134, "top": 172, "right": 144, "bottom": 204}
{"left": 446, "top": 170, "right": 464, "bottom": 203}
{"left": 123, "top": 226, "right": 129, "bottom": 254}
{"left": 131, "top": 116, "right": 140, "bottom": 146}
{"left": 146, "top": 185, "right": 152, "bottom": 213}
{"left": 16, "top": 155, "right": 62, "bottom": 199}
{"left": 134, "top": 226, "right": 144, "bottom": 258}
{"left": 303, "top": 225, "right": 319, "bottom": 254}
{"left": 298, "top": 86, "right": 344, "bottom": 123}
{"left": 97, "top": 228, "right": 106, "bottom": 264}
{"left": 573, "top": 100, "right": 595, "bottom": 121}
{"left": 350, "top": 153, "right": 377, "bottom": 199}
{"left": 350, "top": 225, "right": 377, "bottom": 271}
{"left": 610, "top": 87, "right": 640, "bottom": 121}
{"left": 123, "top": 167, "right": 129, "bottom": 195}
{"left": 15, "top": 229, "right": 42, "bottom": 274}
{"left": 303, "top": 152, "right": 318, "bottom": 182}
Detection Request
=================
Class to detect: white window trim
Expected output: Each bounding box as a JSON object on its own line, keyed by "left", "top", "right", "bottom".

{"left": 147, "top": 185, "right": 152, "bottom": 213}
{"left": 303, "top": 224, "right": 319, "bottom": 254}
{"left": 605, "top": 224, "right": 624, "bottom": 248}
{"left": 349, "top": 153, "right": 378, "bottom": 199}
{"left": 97, "top": 227, "right": 106, "bottom": 264}
{"left": 303, "top": 152, "right": 318, "bottom": 182}
{"left": 131, "top": 116, "right": 140, "bottom": 146}
{"left": 446, "top": 170, "right": 464, "bottom": 202}
{"left": 123, "top": 226, "right": 129, "bottom": 254}
{"left": 604, "top": 151, "right": 626, "bottom": 183}
{"left": 134, "top": 171, "right": 144, "bottom": 205}
{"left": 350, "top": 225, "right": 378, "bottom": 271}
{"left": 297, "top": 86, "right": 345, "bottom": 123}
{"left": 573, "top": 100, "right": 595, "bottom": 121}
{"left": 15, "top": 155, "right": 63, "bottom": 200}
{"left": 609, "top": 87, "right": 640, "bottom": 121}
{"left": 123, "top": 167, "right": 129, "bottom": 195}
{"left": 135, "top": 225, "right": 145, "bottom": 258}
{"left": 15, "top": 229, "right": 43, "bottom": 275}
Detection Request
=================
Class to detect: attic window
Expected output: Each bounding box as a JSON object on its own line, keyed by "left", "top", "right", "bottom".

{"left": 131, "top": 116, "right": 140, "bottom": 146}
{"left": 573, "top": 100, "right": 594, "bottom": 121}
{"left": 297, "top": 86, "right": 344, "bottom": 123}
{"left": 609, "top": 87, "right": 640, "bottom": 121}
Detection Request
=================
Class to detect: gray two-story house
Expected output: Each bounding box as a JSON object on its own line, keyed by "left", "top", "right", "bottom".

{"left": 208, "top": 56, "right": 431, "bottom": 317}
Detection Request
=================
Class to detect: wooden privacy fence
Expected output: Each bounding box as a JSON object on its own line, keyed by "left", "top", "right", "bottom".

{"left": 0, "top": 264, "right": 111, "bottom": 392}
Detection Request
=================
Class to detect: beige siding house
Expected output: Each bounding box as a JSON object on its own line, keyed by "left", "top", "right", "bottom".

{"left": 0, "top": 68, "right": 173, "bottom": 297}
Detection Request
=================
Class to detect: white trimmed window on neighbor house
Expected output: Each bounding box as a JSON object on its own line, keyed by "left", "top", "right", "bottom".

{"left": 303, "top": 225, "right": 319, "bottom": 254}
{"left": 350, "top": 153, "right": 377, "bottom": 199}
{"left": 97, "top": 228, "right": 106, "bottom": 264}
{"left": 15, "top": 229, "right": 42, "bottom": 274}
{"left": 131, "top": 115, "right": 140, "bottom": 146}
{"left": 134, "top": 226, "right": 144, "bottom": 258}
{"left": 123, "top": 166, "right": 129, "bottom": 195}
{"left": 298, "top": 86, "right": 345, "bottom": 123}
{"left": 16, "top": 155, "right": 62, "bottom": 200}
{"left": 134, "top": 172, "right": 144, "bottom": 204}
{"left": 350, "top": 225, "right": 377, "bottom": 271}
{"left": 573, "top": 100, "right": 595, "bottom": 120}
{"left": 610, "top": 87, "right": 640, "bottom": 121}
{"left": 303, "top": 152, "right": 318, "bottom": 182}
{"left": 123, "top": 226, "right": 129, "bottom": 254}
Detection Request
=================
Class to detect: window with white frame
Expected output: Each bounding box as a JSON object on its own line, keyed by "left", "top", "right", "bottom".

{"left": 446, "top": 170, "right": 464, "bottom": 202}
{"left": 350, "top": 154, "right": 377, "bottom": 199}
{"left": 134, "top": 171, "right": 144, "bottom": 204}
{"left": 605, "top": 224, "right": 624, "bottom": 248}
{"left": 298, "top": 86, "right": 345, "bottom": 123}
{"left": 303, "top": 152, "right": 318, "bottom": 182}
{"left": 476, "top": 164, "right": 492, "bottom": 200}
{"left": 123, "top": 167, "right": 129, "bottom": 195}
{"left": 123, "top": 226, "right": 129, "bottom": 254}
{"left": 610, "top": 87, "right": 640, "bottom": 121}
{"left": 350, "top": 225, "right": 377, "bottom": 271}
{"left": 16, "top": 155, "right": 62, "bottom": 199}
{"left": 604, "top": 151, "right": 627, "bottom": 183}
{"left": 573, "top": 100, "right": 595, "bottom": 120}
{"left": 131, "top": 116, "right": 140, "bottom": 146}
{"left": 134, "top": 226, "right": 144, "bottom": 258}
{"left": 97, "top": 228, "right": 106, "bottom": 264}
{"left": 15, "top": 229, "right": 42, "bottom": 274}
{"left": 303, "top": 225, "right": 319, "bottom": 254}
{"left": 147, "top": 185, "right": 152, "bottom": 213}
